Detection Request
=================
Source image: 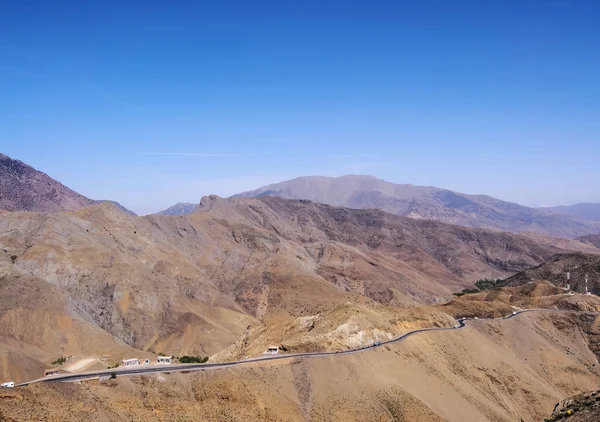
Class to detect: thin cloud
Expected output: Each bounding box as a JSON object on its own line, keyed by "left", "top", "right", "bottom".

{"left": 136, "top": 152, "right": 235, "bottom": 157}
{"left": 331, "top": 153, "right": 377, "bottom": 159}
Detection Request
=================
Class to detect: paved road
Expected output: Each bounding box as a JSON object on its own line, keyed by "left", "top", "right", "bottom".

{"left": 15, "top": 308, "right": 598, "bottom": 387}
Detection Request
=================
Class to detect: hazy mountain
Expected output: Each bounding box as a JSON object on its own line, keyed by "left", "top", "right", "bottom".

{"left": 0, "top": 153, "right": 135, "bottom": 215}
{"left": 155, "top": 202, "right": 198, "bottom": 216}
{"left": 539, "top": 202, "right": 600, "bottom": 222}
{"left": 235, "top": 175, "right": 600, "bottom": 239}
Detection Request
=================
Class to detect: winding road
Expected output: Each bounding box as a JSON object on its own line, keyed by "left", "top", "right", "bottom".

{"left": 15, "top": 308, "right": 597, "bottom": 387}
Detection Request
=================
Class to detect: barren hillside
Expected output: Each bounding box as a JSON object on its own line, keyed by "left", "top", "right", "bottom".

{"left": 0, "top": 196, "right": 599, "bottom": 384}
{"left": 2, "top": 311, "right": 600, "bottom": 422}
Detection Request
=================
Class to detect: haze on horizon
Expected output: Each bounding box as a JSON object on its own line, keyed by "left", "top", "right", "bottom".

{"left": 1, "top": 0, "right": 598, "bottom": 215}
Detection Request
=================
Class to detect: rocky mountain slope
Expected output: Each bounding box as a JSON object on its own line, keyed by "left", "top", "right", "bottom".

{"left": 155, "top": 202, "right": 197, "bottom": 216}
{"left": 0, "top": 153, "right": 95, "bottom": 212}
{"left": 1, "top": 195, "right": 599, "bottom": 383}
{"left": 541, "top": 202, "right": 600, "bottom": 222}
{"left": 235, "top": 175, "right": 600, "bottom": 238}
{"left": 500, "top": 253, "right": 600, "bottom": 294}
{"left": 544, "top": 389, "right": 600, "bottom": 421}
{"left": 0, "top": 153, "right": 135, "bottom": 215}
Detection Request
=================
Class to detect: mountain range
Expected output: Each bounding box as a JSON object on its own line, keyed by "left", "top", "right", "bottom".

{"left": 3, "top": 152, "right": 600, "bottom": 421}
{"left": 540, "top": 202, "right": 600, "bottom": 222}
{"left": 234, "top": 175, "right": 600, "bottom": 239}
{"left": 155, "top": 202, "right": 199, "bottom": 216}
{"left": 4, "top": 151, "right": 598, "bottom": 240}
{"left": 2, "top": 194, "right": 598, "bottom": 381}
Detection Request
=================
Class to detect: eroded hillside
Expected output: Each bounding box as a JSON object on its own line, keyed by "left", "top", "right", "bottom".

{"left": 0, "top": 197, "right": 599, "bottom": 383}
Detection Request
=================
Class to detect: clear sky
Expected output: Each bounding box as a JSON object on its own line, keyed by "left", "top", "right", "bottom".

{"left": 1, "top": 0, "right": 598, "bottom": 215}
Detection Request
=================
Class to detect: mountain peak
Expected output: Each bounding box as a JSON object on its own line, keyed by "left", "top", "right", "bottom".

{"left": 0, "top": 152, "right": 136, "bottom": 215}
{"left": 0, "top": 152, "right": 95, "bottom": 212}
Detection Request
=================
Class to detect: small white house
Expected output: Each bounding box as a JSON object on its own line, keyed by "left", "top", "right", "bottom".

{"left": 265, "top": 346, "right": 279, "bottom": 355}
{"left": 122, "top": 358, "right": 140, "bottom": 367}
{"left": 44, "top": 369, "right": 60, "bottom": 377}
{"left": 1, "top": 381, "right": 14, "bottom": 388}
{"left": 142, "top": 359, "right": 151, "bottom": 365}
{"left": 157, "top": 356, "right": 172, "bottom": 364}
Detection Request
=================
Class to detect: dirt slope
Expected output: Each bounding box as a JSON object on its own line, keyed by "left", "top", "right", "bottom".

{"left": 1, "top": 312, "right": 600, "bottom": 422}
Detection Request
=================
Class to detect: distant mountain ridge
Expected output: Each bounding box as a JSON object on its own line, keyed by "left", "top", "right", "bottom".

{"left": 539, "top": 203, "right": 600, "bottom": 222}
{"left": 234, "top": 175, "right": 600, "bottom": 239}
{"left": 155, "top": 202, "right": 198, "bottom": 216}
{"left": 0, "top": 153, "right": 135, "bottom": 215}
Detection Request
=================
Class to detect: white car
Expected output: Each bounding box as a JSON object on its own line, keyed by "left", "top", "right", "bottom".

{"left": 1, "top": 381, "right": 15, "bottom": 388}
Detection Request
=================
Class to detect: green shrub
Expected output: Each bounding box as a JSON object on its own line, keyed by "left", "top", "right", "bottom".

{"left": 475, "top": 279, "right": 497, "bottom": 291}
{"left": 178, "top": 355, "right": 209, "bottom": 364}
{"left": 51, "top": 356, "right": 69, "bottom": 367}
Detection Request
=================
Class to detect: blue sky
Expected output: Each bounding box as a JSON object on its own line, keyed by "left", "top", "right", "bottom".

{"left": 1, "top": 0, "right": 598, "bottom": 214}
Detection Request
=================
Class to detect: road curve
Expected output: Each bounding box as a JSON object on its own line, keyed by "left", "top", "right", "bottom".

{"left": 16, "top": 308, "right": 599, "bottom": 387}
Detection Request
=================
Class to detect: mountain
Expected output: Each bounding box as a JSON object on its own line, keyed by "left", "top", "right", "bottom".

{"left": 155, "top": 202, "right": 197, "bottom": 216}
{"left": 2, "top": 196, "right": 600, "bottom": 421}
{"left": 235, "top": 175, "right": 600, "bottom": 239}
{"left": 0, "top": 153, "right": 135, "bottom": 215}
{"left": 540, "top": 202, "right": 600, "bottom": 222}
{"left": 1, "top": 195, "right": 599, "bottom": 382}
{"left": 0, "top": 153, "right": 95, "bottom": 212}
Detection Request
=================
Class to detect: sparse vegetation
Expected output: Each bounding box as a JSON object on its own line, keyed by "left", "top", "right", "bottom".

{"left": 475, "top": 278, "right": 498, "bottom": 291}
{"left": 50, "top": 356, "right": 71, "bottom": 367}
{"left": 453, "top": 288, "right": 480, "bottom": 297}
{"left": 177, "top": 355, "right": 209, "bottom": 364}
{"left": 453, "top": 279, "right": 499, "bottom": 296}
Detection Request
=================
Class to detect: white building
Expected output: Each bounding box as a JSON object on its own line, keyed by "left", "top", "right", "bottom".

{"left": 121, "top": 358, "right": 140, "bottom": 367}
{"left": 157, "top": 356, "right": 172, "bottom": 364}
{"left": 265, "top": 346, "right": 279, "bottom": 355}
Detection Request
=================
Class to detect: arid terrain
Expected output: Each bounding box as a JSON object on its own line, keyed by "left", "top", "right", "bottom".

{"left": 2, "top": 309, "right": 600, "bottom": 422}
{"left": 2, "top": 155, "right": 600, "bottom": 421}
{"left": 2, "top": 194, "right": 599, "bottom": 383}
